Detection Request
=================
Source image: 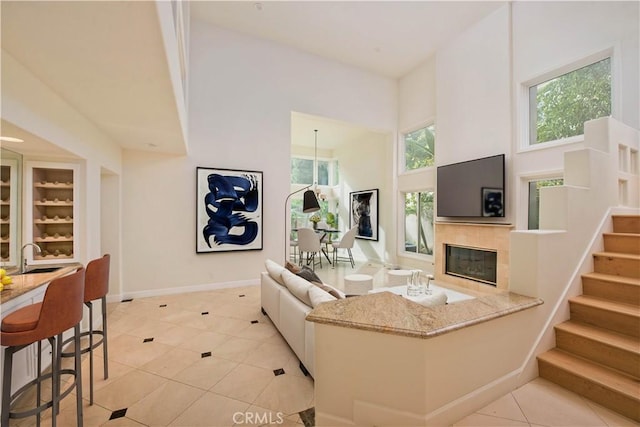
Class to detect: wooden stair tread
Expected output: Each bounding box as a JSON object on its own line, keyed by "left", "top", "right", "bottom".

{"left": 582, "top": 272, "right": 640, "bottom": 287}
{"left": 593, "top": 251, "right": 640, "bottom": 260}
{"left": 538, "top": 349, "right": 640, "bottom": 397}
{"left": 556, "top": 321, "right": 640, "bottom": 353}
{"left": 604, "top": 232, "right": 640, "bottom": 237}
{"left": 570, "top": 295, "right": 640, "bottom": 316}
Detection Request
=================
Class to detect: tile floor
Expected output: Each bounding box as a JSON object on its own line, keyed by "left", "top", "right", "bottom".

{"left": 7, "top": 259, "right": 639, "bottom": 426}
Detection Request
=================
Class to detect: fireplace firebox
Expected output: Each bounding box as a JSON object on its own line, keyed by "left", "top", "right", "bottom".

{"left": 445, "top": 245, "right": 497, "bottom": 286}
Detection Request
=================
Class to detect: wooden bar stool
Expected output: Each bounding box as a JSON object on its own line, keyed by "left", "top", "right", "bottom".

{"left": 61, "top": 254, "right": 110, "bottom": 405}
{"left": 1, "top": 268, "right": 85, "bottom": 427}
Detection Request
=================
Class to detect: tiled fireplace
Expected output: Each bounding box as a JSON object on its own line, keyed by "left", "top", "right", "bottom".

{"left": 435, "top": 222, "right": 513, "bottom": 292}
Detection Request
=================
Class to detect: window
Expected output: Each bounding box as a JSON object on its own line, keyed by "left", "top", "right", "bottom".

{"left": 528, "top": 178, "right": 564, "bottom": 229}
{"left": 317, "top": 160, "right": 329, "bottom": 185}
{"left": 404, "top": 191, "right": 434, "bottom": 255}
{"left": 404, "top": 124, "right": 435, "bottom": 171}
{"left": 290, "top": 158, "right": 313, "bottom": 185}
{"left": 529, "top": 57, "right": 611, "bottom": 145}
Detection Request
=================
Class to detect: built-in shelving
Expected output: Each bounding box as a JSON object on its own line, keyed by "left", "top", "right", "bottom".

{"left": 0, "top": 159, "right": 18, "bottom": 267}
{"left": 26, "top": 162, "right": 79, "bottom": 264}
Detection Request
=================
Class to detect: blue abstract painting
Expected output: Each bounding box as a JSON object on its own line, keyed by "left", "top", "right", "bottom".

{"left": 196, "top": 167, "right": 263, "bottom": 253}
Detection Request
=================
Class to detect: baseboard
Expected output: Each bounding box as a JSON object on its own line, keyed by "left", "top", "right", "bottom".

{"left": 107, "top": 278, "right": 259, "bottom": 303}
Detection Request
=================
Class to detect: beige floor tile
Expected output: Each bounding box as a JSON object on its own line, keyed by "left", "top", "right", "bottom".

{"left": 213, "top": 337, "right": 263, "bottom": 363}
{"left": 210, "top": 364, "right": 275, "bottom": 404}
{"left": 237, "top": 322, "right": 278, "bottom": 341}
{"left": 252, "top": 374, "right": 314, "bottom": 416}
{"left": 80, "top": 357, "right": 135, "bottom": 395}
{"left": 92, "top": 369, "right": 167, "bottom": 411}
{"left": 153, "top": 323, "right": 204, "bottom": 347}
{"left": 169, "top": 392, "right": 250, "bottom": 427}
{"left": 101, "top": 415, "right": 147, "bottom": 426}
{"left": 126, "top": 380, "right": 206, "bottom": 426}
{"left": 452, "top": 412, "right": 530, "bottom": 426}
{"left": 243, "top": 341, "right": 296, "bottom": 372}
{"left": 215, "top": 304, "right": 263, "bottom": 322}
{"left": 206, "top": 315, "right": 253, "bottom": 336}
{"left": 107, "top": 333, "right": 173, "bottom": 368}
{"left": 281, "top": 355, "right": 309, "bottom": 379}
{"left": 172, "top": 355, "right": 238, "bottom": 390}
{"left": 180, "top": 330, "right": 233, "bottom": 354}
{"left": 584, "top": 400, "right": 640, "bottom": 427}
{"left": 476, "top": 392, "right": 528, "bottom": 423}
{"left": 140, "top": 347, "right": 201, "bottom": 378}
{"left": 127, "top": 317, "right": 178, "bottom": 339}
{"left": 512, "top": 378, "right": 606, "bottom": 426}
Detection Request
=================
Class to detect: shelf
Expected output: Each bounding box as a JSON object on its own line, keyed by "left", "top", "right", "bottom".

{"left": 34, "top": 236, "right": 73, "bottom": 242}
{"left": 34, "top": 254, "right": 74, "bottom": 261}
{"left": 33, "top": 201, "right": 74, "bottom": 206}
{"left": 33, "top": 182, "right": 73, "bottom": 189}
{"left": 34, "top": 219, "right": 73, "bottom": 224}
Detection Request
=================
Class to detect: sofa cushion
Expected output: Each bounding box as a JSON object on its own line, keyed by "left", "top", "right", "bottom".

{"left": 311, "top": 281, "right": 345, "bottom": 299}
{"left": 265, "top": 259, "right": 286, "bottom": 286}
{"left": 308, "top": 285, "right": 337, "bottom": 308}
{"left": 285, "top": 261, "right": 322, "bottom": 284}
{"left": 281, "top": 269, "right": 313, "bottom": 307}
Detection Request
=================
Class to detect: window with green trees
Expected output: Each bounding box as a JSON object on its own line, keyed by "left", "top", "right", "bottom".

{"left": 404, "top": 124, "right": 435, "bottom": 171}
{"left": 528, "top": 178, "right": 564, "bottom": 229}
{"left": 529, "top": 57, "right": 611, "bottom": 145}
{"left": 404, "top": 191, "right": 434, "bottom": 255}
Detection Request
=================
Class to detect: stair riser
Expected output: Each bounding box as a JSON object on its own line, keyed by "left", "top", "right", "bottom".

{"left": 582, "top": 277, "right": 640, "bottom": 305}
{"left": 613, "top": 216, "right": 640, "bottom": 234}
{"left": 604, "top": 234, "right": 640, "bottom": 255}
{"left": 569, "top": 303, "right": 640, "bottom": 338}
{"left": 555, "top": 329, "right": 640, "bottom": 377}
{"left": 594, "top": 255, "right": 640, "bottom": 279}
{"left": 538, "top": 360, "right": 640, "bottom": 422}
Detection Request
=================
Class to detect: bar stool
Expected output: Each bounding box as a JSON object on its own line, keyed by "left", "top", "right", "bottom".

{"left": 1, "top": 268, "right": 85, "bottom": 427}
{"left": 61, "top": 254, "right": 110, "bottom": 405}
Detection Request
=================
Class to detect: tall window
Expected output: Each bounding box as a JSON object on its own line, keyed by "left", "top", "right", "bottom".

{"left": 404, "top": 191, "right": 434, "bottom": 255}
{"left": 290, "top": 158, "right": 313, "bottom": 185}
{"left": 528, "top": 178, "right": 564, "bottom": 229}
{"left": 529, "top": 57, "right": 611, "bottom": 145}
{"left": 404, "top": 124, "right": 435, "bottom": 171}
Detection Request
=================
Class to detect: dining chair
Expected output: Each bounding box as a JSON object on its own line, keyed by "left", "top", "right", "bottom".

{"left": 297, "top": 227, "right": 323, "bottom": 270}
{"left": 332, "top": 225, "right": 358, "bottom": 268}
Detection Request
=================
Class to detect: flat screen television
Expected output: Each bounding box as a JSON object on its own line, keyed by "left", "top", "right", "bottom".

{"left": 436, "top": 154, "right": 505, "bottom": 218}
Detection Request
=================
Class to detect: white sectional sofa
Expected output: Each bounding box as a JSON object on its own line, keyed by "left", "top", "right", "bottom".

{"left": 260, "top": 259, "right": 344, "bottom": 378}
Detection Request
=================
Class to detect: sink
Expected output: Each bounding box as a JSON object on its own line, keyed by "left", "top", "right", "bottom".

{"left": 22, "top": 267, "right": 62, "bottom": 274}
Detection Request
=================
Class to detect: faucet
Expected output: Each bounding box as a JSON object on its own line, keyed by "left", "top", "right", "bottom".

{"left": 20, "top": 243, "right": 42, "bottom": 273}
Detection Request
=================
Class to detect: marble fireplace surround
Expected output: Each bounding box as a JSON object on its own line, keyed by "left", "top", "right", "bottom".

{"left": 435, "top": 222, "right": 514, "bottom": 293}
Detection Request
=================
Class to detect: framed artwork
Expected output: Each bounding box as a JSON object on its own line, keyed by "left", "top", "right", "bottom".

{"left": 482, "top": 187, "right": 504, "bottom": 217}
{"left": 350, "top": 189, "right": 379, "bottom": 241}
{"left": 196, "top": 167, "right": 263, "bottom": 253}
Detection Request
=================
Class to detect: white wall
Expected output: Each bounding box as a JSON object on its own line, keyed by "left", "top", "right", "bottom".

{"left": 120, "top": 21, "right": 397, "bottom": 294}
{"left": 1, "top": 50, "right": 123, "bottom": 272}
{"left": 512, "top": 1, "right": 639, "bottom": 229}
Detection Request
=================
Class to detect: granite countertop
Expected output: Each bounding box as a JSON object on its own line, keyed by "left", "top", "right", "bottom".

{"left": 306, "top": 291, "right": 543, "bottom": 339}
{"left": 1, "top": 264, "right": 83, "bottom": 305}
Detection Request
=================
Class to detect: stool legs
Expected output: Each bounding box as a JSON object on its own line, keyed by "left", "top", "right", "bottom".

{"left": 1, "top": 329, "right": 83, "bottom": 427}
{"left": 101, "top": 296, "right": 109, "bottom": 381}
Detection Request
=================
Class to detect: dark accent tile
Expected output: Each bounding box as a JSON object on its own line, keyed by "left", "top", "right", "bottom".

{"left": 110, "top": 408, "right": 128, "bottom": 420}
{"left": 299, "top": 407, "right": 314, "bottom": 427}
{"left": 121, "top": 298, "right": 133, "bottom": 303}
{"left": 239, "top": 294, "right": 246, "bottom": 297}
{"left": 201, "top": 351, "right": 212, "bottom": 358}
{"left": 201, "top": 311, "right": 209, "bottom": 315}
{"left": 273, "top": 368, "right": 285, "bottom": 376}
{"left": 251, "top": 320, "right": 259, "bottom": 324}
{"left": 159, "top": 304, "right": 167, "bottom": 308}
{"left": 143, "top": 338, "right": 154, "bottom": 343}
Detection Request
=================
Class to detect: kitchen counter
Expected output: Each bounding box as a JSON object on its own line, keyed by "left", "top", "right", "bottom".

{"left": 1, "top": 264, "right": 82, "bottom": 305}
{"left": 306, "top": 290, "right": 543, "bottom": 338}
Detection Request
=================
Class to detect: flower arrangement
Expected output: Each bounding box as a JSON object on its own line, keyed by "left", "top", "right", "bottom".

{"left": 309, "top": 213, "right": 321, "bottom": 224}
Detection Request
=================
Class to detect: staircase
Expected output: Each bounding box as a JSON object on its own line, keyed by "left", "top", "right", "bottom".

{"left": 537, "top": 214, "right": 640, "bottom": 422}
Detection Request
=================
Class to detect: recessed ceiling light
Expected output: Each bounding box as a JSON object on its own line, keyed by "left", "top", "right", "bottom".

{"left": 0, "top": 136, "right": 24, "bottom": 143}
{"left": 254, "top": 2, "right": 263, "bottom": 11}
{"left": 147, "top": 143, "right": 158, "bottom": 148}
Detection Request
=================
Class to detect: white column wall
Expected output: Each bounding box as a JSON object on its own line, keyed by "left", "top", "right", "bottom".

{"left": 120, "top": 21, "right": 397, "bottom": 294}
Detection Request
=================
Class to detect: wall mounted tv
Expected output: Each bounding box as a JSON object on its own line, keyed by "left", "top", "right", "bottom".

{"left": 436, "top": 154, "right": 505, "bottom": 218}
